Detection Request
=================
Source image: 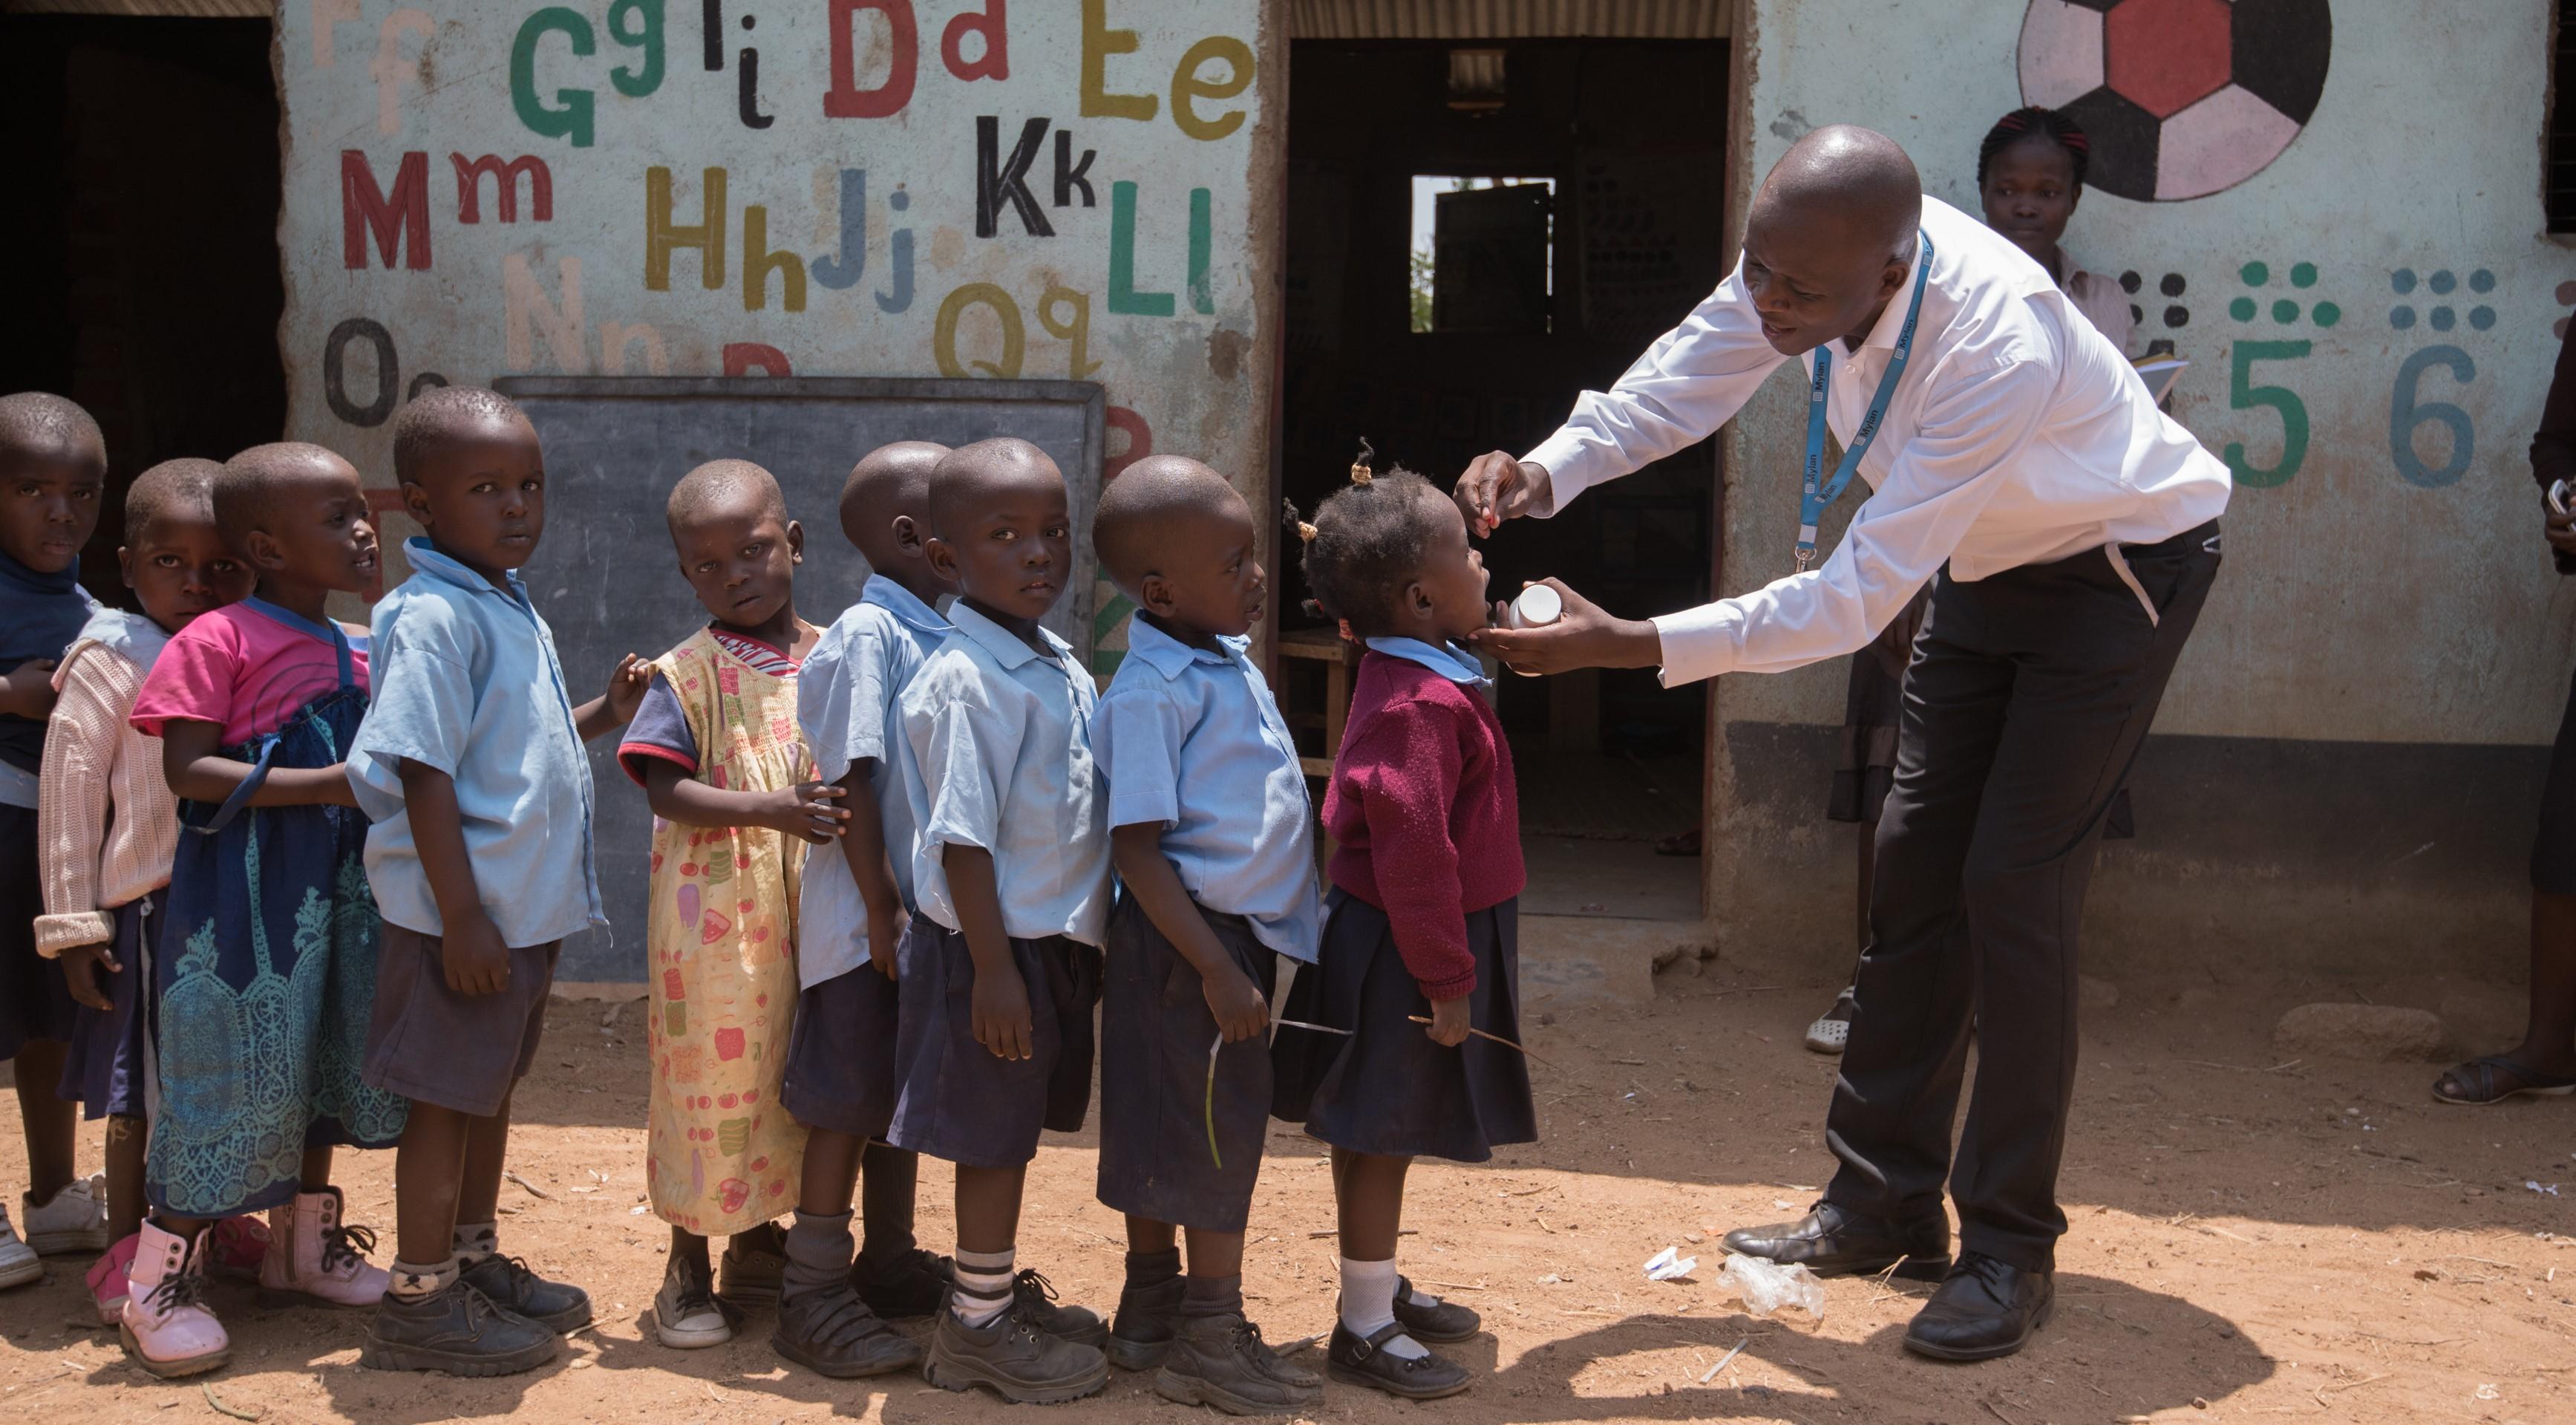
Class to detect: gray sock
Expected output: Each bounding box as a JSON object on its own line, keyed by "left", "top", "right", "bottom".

{"left": 1180, "top": 1274, "right": 1244, "bottom": 1319}
{"left": 781, "top": 1210, "right": 856, "bottom": 1302}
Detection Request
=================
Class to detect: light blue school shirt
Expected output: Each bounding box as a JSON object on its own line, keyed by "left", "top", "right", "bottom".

{"left": 347, "top": 538, "right": 604, "bottom": 947}
{"left": 1092, "top": 617, "right": 1320, "bottom": 962}
{"left": 898, "top": 601, "right": 1111, "bottom": 947}
{"left": 1364, "top": 637, "right": 1492, "bottom": 686}
{"left": 794, "top": 576, "right": 951, "bottom": 989}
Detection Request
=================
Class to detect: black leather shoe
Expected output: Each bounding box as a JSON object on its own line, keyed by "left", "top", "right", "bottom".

{"left": 1722, "top": 1201, "right": 1950, "bottom": 1280}
{"left": 1325, "top": 1323, "right": 1470, "bottom": 1400}
{"left": 1902, "top": 1253, "right": 2053, "bottom": 1362}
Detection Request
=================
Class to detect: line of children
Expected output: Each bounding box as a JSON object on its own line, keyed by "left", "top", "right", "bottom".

{"left": 8, "top": 386, "right": 1542, "bottom": 1409}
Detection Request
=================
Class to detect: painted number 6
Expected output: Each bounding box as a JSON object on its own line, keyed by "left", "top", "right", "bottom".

{"left": 2389, "top": 345, "right": 2477, "bottom": 489}
{"left": 2223, "top": 339, "right": 2311, "bottom": 489}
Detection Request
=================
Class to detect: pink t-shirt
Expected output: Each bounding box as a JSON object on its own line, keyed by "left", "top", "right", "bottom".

{"left": 131, "top": 602, "right": 372, "bottom": 746}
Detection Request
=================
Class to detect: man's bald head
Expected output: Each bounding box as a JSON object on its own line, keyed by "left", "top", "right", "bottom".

{"left": 1740, "top": 125, "right": 1926, "bottom": 356}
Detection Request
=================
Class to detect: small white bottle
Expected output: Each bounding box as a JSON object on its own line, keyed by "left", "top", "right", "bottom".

{"left": 1503, "top": 583, "right": 1563, "bottom": 630}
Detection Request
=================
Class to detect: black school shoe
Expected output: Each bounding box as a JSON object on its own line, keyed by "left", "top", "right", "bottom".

{"left": 1008, "top": 1268, "right": 1108, "bottom": 1347}
{"left": 923, "top": 1305, "right": 1111, "bottom": 1404}
{"left": 772, "top": 1277, "right": 923, "bottom": 1378}
{"left": 1326, "top": 1322, "right": 1471, "bottom": 1400}
{"left": 1392, "top": 1276, "right": 1481, "bottom": 1343}
{"left": 1152, "top": 1312, "right": 1324, "bottom": 1416}
{"left": 1106, "top": 1275, "right": 1186, "bottom": 1370}
{"left": 853, "top": 1246, "right": 952, "bottom": 1319}
{"left": 362, "top": 1279, "right": 559, "bottom": 1376}
{"left": 1902, "top": 1253, "right": 2054, "bottom": 1362}
{"left": 1722, "top": 1201, "right": 1952, "bottom": 1280}
{"left": 457, "top": 1254, "right": 593, "bottom": 1333}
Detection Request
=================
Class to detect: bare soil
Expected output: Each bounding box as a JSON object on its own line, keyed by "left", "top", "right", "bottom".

{"left": 2, "top": 962, "right": 2571, "bottom": 1425}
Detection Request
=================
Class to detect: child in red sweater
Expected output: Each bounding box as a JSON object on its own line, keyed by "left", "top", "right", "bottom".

{"left": 1272, "top": 458, "right": 1534, "bottom": 1401}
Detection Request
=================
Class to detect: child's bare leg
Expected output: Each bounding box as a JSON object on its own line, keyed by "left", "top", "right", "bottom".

{"left": 1332, "top": 1148, "right": 1408, "bottom": 1261}
{"left": 298, "top": 1144, "right": 333, "bottom": 1193}
{"left": 14, "top": 1040, "right": 75, "bottom": 1202}
{"left": 949, "top": 1164, "right": 1024, "bottom": 1324}
{"left": 1182, "top": 1227, "right": 1244, "bottom": 1281}
{"left": 856, "top": 1141, "right": 921, "bottom": 1270}
{"left": 457, "top": 1089, "right": 511, "bottom": 1230}
{"left": 798, "top": 1129, "right": 865, "bottom": 1217}
{"left": 1124, "top": 1215, "right": 1176, "bottom": 1257}
{"left": 670, "top": 1225, "right": 710, "bottom": 1276}
{"left": 103, "top": 1115, "right": 146, "bottom": 1242}
{"left": 393, "top": 1103, "right": 471, "bottom": 1268}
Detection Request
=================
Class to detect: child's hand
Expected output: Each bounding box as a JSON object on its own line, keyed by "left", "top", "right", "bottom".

{"left": 601, "top": 653, "right": 650, "bottom": 724}
{"left": 1, "top": 659, "right": 60, "bottom": 720}
{"left": 441, "top": 907, "right": 512, "bottom": 996}
{"left": 1425, "top": 993, "right": 1471, "bottom": 1047}
{"left": 866, "top": 905, "right": 909, "bottom": 979}
{"left": 1203, "top": 965, "right": 1270, "bottom": 1044}
{"left": 970, "top": 962, "right": 1035, "bottom": 1060}
{"left": 59, "top": 942, "right": 119, "bottom": 1013}
{"left": 761, "top": 780, "right": 849, "bottom": 844}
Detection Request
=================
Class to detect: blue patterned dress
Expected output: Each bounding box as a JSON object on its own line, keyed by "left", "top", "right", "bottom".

{"left": 147, "top": 602, "right": 408, "bottom": 1218}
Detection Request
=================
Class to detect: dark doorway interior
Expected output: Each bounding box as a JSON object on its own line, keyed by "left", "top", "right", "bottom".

{"left": 0, "top": 15, "right": 286, "bottom": 606}
{"left": 1281, "top": 39, "right": 1730, "bottom": 919}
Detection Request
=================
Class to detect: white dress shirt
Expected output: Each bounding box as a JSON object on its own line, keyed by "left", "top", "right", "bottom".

{"left": 1523, "top": 195, "right": 2230, "bottom": 687}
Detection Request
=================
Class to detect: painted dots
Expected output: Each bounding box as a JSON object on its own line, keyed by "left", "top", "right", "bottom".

{"left": 2390, "top": 268, "right": 2493, "bottom": 333}
{"left": 2123, "top": 270, "right": 2188, "bottom": 327}
{"left": 2237, "top": 261, "right": 2334, "bottom": 327}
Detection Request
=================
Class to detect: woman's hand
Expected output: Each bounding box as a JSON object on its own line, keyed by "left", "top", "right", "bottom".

{"left": 1465, "top": 580, "right": 1663, "bottom": 676}
{"left": 1454, "top": 453, "right": 1554, "bottom": 537}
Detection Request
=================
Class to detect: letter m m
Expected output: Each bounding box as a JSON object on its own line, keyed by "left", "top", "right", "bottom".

{"left": 342, "top": 150, "right": 432, "bottom": 270}
{"left": 452, "top": 153, "right": 555, "bottom": 225}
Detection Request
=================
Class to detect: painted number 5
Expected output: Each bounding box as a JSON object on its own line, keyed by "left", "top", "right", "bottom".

{"left": 2224, "top": 339, "right": 2311, "bottom": 489}
{"left": 2390, "top": 345, "right": 2477, "bottom": 489}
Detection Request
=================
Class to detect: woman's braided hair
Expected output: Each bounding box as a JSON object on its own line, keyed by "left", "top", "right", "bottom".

{"left": 1284, "top": 439, "right": 1444, "bottom": 639}
{"left": 1977, "top": 105, "right": 2091, "bottom": 189}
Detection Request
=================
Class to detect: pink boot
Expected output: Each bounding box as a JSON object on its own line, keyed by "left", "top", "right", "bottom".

{"left": 120, "top": 1222, "right": 229, "bottom": 1378}
{"left": 257, "top": 1187, "right": 389, "bottom": 1308}
{"left": 207, "top": 1216, "right": 272, "bottom": 1280}
{"left": 86, "top": 1233, "right": 140, "bottom": 1325}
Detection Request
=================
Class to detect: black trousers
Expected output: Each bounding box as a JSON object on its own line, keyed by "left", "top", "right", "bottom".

{"left": 1823, "top": 521, "right": 2222, "bottom": 1271}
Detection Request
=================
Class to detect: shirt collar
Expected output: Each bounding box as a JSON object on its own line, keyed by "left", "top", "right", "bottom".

{"left": 949, "top": 599, "right": 1072, "bottom": 671}
{"left": 1124, "top": 615, "right": 1238, "bottom": 679}
{"left": 1825, "top": 229, "right": 1933, "bottom": 365}
{"left": 860, "top": 575, "right": 949, "bottom": 634}
{"left": 1364, "top": 636, "right": 1490, "bottom": 686}
{"left": 402, "top": 536, "right": 529, "bottom": 602}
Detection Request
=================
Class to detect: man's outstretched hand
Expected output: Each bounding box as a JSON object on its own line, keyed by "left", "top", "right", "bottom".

{"left": 1454, "top": 452, "right": 1554, "bottom": 537}
{"left": 1465, "top": 579, "right": 1664, "bottom": 676}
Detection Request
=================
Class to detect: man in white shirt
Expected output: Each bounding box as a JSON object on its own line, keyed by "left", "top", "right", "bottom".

{"left": 1464, "top": 126, "right": 2228, "bottom": 1363}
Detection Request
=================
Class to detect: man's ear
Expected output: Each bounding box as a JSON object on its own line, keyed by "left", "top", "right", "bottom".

{"left": 785, "top": 518, "right": 805, "bottom": 565}
{"left": 891, "top": 514, "right": 923, "bottom": 558}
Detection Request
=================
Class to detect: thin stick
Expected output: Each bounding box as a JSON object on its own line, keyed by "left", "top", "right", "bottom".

{"left": 1205, "top": 1032, "right": 1224, "bottom": 1170}
{"left": 1408, "top": 1016, "right": 1560, "bottom": 1069}
{"left": 1272, "top": 1017, "right": 1353, "bottom": 1037}
{"left": 1699, "top": 1336, "right": 1750, "bottom": 1383}
{"left": 503, "top": 1169, "right": 552, "bottom": 1200}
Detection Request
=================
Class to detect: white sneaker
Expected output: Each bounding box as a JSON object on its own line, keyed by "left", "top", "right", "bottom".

{"left": 24, "top": 1174, "right": 111, "bottom": 1256}
{"left": 653, "top": 1255, "right": 738, "bottom": 1349}
{"left": 0, "top": 1208, "right": 39, "bottom": 1289}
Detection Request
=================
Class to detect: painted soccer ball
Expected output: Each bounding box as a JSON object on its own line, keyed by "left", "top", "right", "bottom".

{"left": 2018, "top": 0, "right": 2331, "bottom": 202}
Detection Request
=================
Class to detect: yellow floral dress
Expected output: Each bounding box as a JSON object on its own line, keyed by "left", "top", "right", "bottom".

{"left": 619, "top": 625, "right": 815, "bottom": 1235}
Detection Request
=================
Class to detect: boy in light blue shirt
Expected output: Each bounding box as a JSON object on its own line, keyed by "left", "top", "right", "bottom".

{"left": 888, "top": 438, "right": 1112, "bottom": 1405}
{"left": 772, "top": 440, "right": 956, "bottom": 1376}
{"left": 347, "top": 388, "right": 646, "bottom": 1375}
{"left": 1085, "top": 457, "right": 1321, "bottom": 1415}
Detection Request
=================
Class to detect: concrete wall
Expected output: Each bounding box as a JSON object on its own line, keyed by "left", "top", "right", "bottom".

{"left": 273, "top": 0, "right": 1281, "bottom": 674}
{"left": 1707, "top": 0, "right": 2576, "bottom": 979}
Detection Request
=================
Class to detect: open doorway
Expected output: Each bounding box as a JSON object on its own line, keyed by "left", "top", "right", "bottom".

{"left": 0, "top": 12, "right": 287, "bottom": 606}
{"left": 1280, "top": 37, "right": 1730, "bottom": 922}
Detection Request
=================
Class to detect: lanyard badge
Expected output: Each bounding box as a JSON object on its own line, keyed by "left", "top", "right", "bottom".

{"left": 1797, "top": 229, "right": 1934, "bottom": 573}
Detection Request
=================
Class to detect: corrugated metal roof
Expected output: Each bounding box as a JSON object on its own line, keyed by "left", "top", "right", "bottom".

{"left": 1, "top": 0, "right": 270, "bottom": 14}
{"left": 1289, "top": 0, "right": 1728, "bottom": 40}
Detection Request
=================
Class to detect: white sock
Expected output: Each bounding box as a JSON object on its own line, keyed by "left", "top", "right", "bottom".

{"left": 452, "top": 1221, "right": 499, "bottom": 1267}
{"left": 1338, "top": 1256, "right": 1427, "bottom": 1359}
{"left": 952, "top": 1246, "right": 1016, "bottom": 1328}
{"left": 389, "top": 1256, "right": 458, "bottom": 1300}
{"left": 1401, "top": 1279, "right": 1442, "bottom": 1308}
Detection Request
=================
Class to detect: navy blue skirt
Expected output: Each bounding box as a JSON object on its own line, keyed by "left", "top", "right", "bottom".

{"left": 1270, "top": 890, "right": 1535, "bottom": 1164}
{"left": 0, "top": 802, "right": 79, "bottom": 1061}
{"left": 59, "top": 888, "right": 164, "bottom": 1121}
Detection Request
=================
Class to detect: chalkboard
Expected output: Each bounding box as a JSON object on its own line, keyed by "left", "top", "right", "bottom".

{"left": 490, "top": 376, "right": 1105, "bottom": 982}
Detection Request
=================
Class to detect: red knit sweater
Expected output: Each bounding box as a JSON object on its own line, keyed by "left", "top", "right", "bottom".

{"left": 1324, "top": 651, "right": 1525, "bottom": 1000}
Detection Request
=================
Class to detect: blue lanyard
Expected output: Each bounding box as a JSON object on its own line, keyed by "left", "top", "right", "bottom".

{"left": 1798, "top": 229, "right": 1933, "bottom": 571}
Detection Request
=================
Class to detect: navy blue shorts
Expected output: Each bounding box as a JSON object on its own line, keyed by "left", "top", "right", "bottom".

{"left": 1095, "top": 896, "right": 1278, "bottom": 1233}
{"left": 884, "top": 919, "right": 1100, "bottom": 1170}
{"left": 1272, "top": 890, "right": 1536, "bottom": 1164}
{"left": 0, "top": 803, "right": 77, "bottom": 1063}
{"left": 59, "top": 888, "right": 163, "bottom": 1121}
{"left": 781, "top": 959, "right": 903, "bottom": 1140}
{"left": 361, "top": 923, "right": 560, "bottom": 1118}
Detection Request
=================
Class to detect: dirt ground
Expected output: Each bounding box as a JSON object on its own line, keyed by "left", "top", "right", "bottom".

{"left": 1, "top": 960, "right": 2571, "bottom": 1425}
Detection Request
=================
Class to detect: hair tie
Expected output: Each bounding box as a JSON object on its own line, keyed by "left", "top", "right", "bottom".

{"left": 1350, "top": 437, "right": 1375, "bottom": 486}
{"left": 1281, "top": 499, "right": 1319, "bottom": 544}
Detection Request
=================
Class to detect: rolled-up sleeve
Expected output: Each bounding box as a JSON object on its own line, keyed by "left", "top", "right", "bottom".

{"left": 1652, "top": 356, "right": 2050, "bottom": 685}
{"left": 1522, "top": 261, "right": 1790, "bottom": 515}
{"left": 1092, "top": 685, "right": 1182, "bottom": 833}
{"left": 802, "top": 625, "right": 898, "bottom": 787}
{"left": 912, "top": 679, "right": 1013, "bottom": 856}
{"left": 347, "top": 604, "right": 474, "bottom": 823}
